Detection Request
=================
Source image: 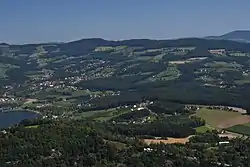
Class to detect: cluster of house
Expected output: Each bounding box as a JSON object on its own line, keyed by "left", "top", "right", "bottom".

{"left": 165, "top": 47, "right": 195, "bottom": 53}
{"left": 0, "top": 97, "right": 17, "bottom": 103}
{"left": 64, "top": 67, "right": 113, "bottom": 84}
{"left": 29, "top": 77, "right": 80, "bottom": 92}
{"left": 115, "top": 101, "right": 154, "bottom": 110}
{"left": 243, "top": 70, "right": 249, "bottom": 76}
{"left": 65, "top": 59, "right": 108, "bottom": 73}
{"left": 89, "top": 91, "right": 120, "bottom": 99}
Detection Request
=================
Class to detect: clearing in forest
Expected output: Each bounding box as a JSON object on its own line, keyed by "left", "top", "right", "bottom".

{"left": 195, "top": 125, "right": 213, "bottom": 133}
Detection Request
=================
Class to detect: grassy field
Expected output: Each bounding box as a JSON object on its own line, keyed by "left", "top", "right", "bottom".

{"left": 136, "top": 56, "right": 153, "bottom": 61}
{"left": 229, "top": 52, "right": 250, "bottom": 57}
{"left": 242, "top": 122, "right": 250, "bottom": 127}
{"left": 53, "top": 99, "right": 76, "bottom": 107}
{"left": 90, "top": 108, "right": 132, "bottom": 121}
{"left": 73, "top": 109, "right": 111, "bottom": 119}
{"left": 149, "top": 65, "right": 181, "bottom": 81}
{"left": 25, "top": 125, "right": 40, "bottom": 129}
{"left": 95, "top": 46, "right": 127, "bottom": 52}
{"left": 153, "top": 54, "right": 165, "bottom": 61}
{"left": 73, "top": 108, "right": 131, "bottom": 121}
{"left": 226, "top": 125, "right": 250, "bottom": 136}
{"left": 0, "top": 63, "right": 19, "bottom": 78}
{"left": 236, "top": 79, "right": 250, "bottom": 85}
{"left": 225, "top": 122, "right": 250, "bottom": 136}
{"left": 0, "top": 68, "right": 7, "bottom": 78}
{"left": 205, "top": 61, "right": 242, "bottom": 68}
{"left": 195, "top": 108, "right": 242, "bottom": 128}
{"left": 235, "top": 76, "right": 250, "bottom": 85}
{"left": 25, "top": 71, "right": 45, "bottom": 78}
{"left": 195, "top": 125, "right": 213, "bottom": 133}
{"left": 205, "top": 61, "right": 242, "bottom": 72}
{"left": 94, "top": 46, "right": 114, "bottom": 52}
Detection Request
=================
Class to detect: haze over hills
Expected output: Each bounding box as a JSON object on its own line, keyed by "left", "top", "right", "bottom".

{"left": 2, "top": 30, "right": 250, "bottom": 46}
{"left": 206, "top": 30, "right": 250, "bottom": 43}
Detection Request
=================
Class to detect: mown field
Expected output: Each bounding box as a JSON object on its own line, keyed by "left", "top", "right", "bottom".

{"left": 226, "top": 125, "right": 250, "bottom": 136}
{"left": 73, "top": 108, "right": 132, "bottom": 121}
{"left": 195, "top": 108, "right": 250, "bottom": 129}
{"left": 195, "top": 108, "right": 240, "bottom": 128}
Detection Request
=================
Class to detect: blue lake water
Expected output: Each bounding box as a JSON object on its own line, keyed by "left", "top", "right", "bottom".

{"left": 0, "top": 110, "right": 39, "bottom": 129}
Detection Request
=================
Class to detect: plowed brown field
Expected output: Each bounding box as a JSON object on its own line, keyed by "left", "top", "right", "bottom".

{"left": 143, "top": 136, "right": 193, "bottom": 145}
{"left": 195, "top": 108, "right": 250, "bottom": 129}
{"left": 217, "top": 116, "right": 250, "bottom": 129}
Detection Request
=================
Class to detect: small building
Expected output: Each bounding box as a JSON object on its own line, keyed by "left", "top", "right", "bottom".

{"left": 1, "top": 130, "right": 7, "bottom": 134}
{"left": 137, "top": 107, "right": 144, "bottom": 111}
{"left": 52, "top": 115, "right": 58, "bottom": 119}
{"left": 209, "top": 49, "right": 226, "bottom": 55}
{"left": 218, "top": 141, "right": 230, "bottom": 145}
{"left": 144, "top": 148, "right": 153, "bottom": 152}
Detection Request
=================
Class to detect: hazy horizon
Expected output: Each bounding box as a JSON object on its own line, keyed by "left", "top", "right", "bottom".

{"left": 1, "top": 0, "right": 250, "bottom": 44}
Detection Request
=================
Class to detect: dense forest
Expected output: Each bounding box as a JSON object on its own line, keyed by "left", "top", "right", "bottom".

{"left": 1, "top": 119, "right": 250, "bottom": 167}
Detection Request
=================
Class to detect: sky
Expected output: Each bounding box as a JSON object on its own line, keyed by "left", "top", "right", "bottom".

{"left": 1, "top": 0, "right": 250, "bottom": 44}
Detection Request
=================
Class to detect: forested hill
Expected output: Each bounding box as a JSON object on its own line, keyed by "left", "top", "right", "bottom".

{"left": 206, "top": 30, "right": 250, "bottom": 43}
{"left": 1, "top": 37, "right": 250, "bottom": 110}
{"left": 4, "top": 38, "right": 250, "bottom": 54}
{"left": 1, "top": 119, "right": 250, "bottom": 167}
{"left": 2, "top": 37, "right": 250, "bottom": 166}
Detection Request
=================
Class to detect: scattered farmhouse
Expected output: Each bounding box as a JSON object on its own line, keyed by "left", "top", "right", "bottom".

{"left": 209, "top": 49, "right": 226, "bottom": 55}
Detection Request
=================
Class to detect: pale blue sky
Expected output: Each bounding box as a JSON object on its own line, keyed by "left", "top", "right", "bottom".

{"left": 1, "top": 0, "right": 250, "bottom": 44}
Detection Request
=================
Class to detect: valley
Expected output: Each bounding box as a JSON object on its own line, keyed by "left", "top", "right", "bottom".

{"left": 1, "top": 38, "right": 250, "bottom": 166}
{"left": 1, "top": 38, "right": 250, "bottom": 135}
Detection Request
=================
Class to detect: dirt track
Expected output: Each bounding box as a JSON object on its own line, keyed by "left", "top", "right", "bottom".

{"left": 219, "top": 132, "right": 242, "bottom": 139}
{"left": 143, "top": 133, "right": 241, "bottom": 145}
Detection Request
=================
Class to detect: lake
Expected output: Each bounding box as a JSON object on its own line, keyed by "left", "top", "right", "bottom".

{"left": 0, "top": 110, "right": 40, "bottom": 129}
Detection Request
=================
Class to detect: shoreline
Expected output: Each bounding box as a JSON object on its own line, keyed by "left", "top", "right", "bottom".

{"left": 0, "top": 108, "right": 41, "bottom": 130}
{"left": 0, "top": 107, "right": 41, "bottom": 115}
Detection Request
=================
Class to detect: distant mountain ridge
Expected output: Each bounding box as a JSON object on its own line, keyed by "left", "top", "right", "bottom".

{"left": 2, "top": 30, "right": 250, "bottom": 46}
{"left": 0, "top": 43, "right": 9, "bottom": 46}
{"left": 2, "top": 37, "right": 250, "bottom": 57}
{"left": 206, "top": 30, "right": 250, "bottom": 43}
{"left": 2, "top": 35, "right": 250, "bottom": 57}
